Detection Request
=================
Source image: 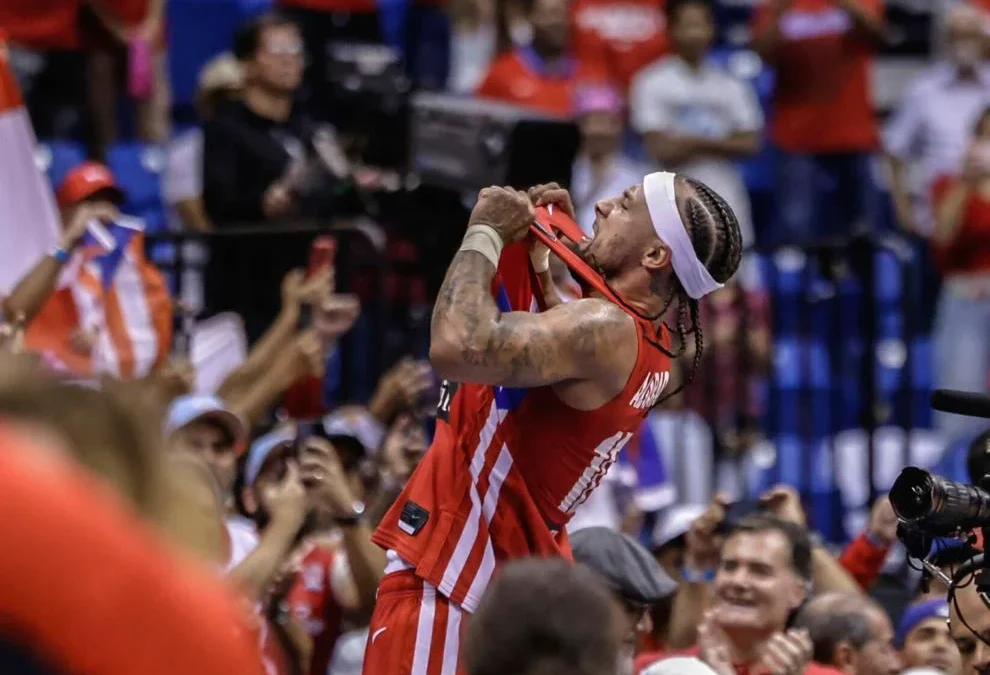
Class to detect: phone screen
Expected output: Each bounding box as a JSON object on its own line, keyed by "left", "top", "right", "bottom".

{"left": 299, "top": 236, "right": 337, "bottom": 330}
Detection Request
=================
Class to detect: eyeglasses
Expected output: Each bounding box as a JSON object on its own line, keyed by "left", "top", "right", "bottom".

{"left": 263, "top": 42, "right": 303, "bottom": 57}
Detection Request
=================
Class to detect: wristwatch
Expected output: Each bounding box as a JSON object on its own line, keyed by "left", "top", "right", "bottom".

{"left": 335, "top": 501, "right": 366, "bottom": 527}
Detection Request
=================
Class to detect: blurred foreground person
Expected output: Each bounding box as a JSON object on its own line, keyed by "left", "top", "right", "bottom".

{"left": 0, "top": 361, "right": 264, "bottom": 675}
{"left": 462, "top": 558, "right": 626, "bottom": 675}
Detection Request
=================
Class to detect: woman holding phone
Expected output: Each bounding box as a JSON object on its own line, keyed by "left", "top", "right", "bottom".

{"left": 931, "top": 106, "right": 990, "bottom": 439}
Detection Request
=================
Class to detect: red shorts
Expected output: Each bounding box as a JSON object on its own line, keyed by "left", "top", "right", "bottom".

{"left": 362, "top": 570, "right": 466, "bottom": 675}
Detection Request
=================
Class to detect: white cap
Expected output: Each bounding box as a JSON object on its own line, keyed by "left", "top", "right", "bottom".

{"left": 165, "top": 394, "right": 246, "bottom": 450}
{"left": 651, "top": 504, "right": 706, "bottom": 550}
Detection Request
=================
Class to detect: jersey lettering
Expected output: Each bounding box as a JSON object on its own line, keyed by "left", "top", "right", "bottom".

{"left": 557, "top": 430, "right": 633, "bottom": 514}
{"left": 437, "top": 380, "right": 459, "bottom": 422}
{"left": 630, "top": 371, "right": 669, "bottom": 410}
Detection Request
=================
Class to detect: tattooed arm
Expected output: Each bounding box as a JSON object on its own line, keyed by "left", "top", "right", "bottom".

{"left": 429, "top": 250, "right": 635, "bottom": 388}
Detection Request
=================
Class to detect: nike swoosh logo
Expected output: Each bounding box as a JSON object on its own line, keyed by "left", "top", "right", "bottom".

{"left": 372, "top": 627, "right": 388, "bottom": 644}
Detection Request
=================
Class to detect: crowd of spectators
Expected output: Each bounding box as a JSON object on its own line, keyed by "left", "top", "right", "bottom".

{"left": 4, "top": 0, "right": 990, "bottom": 673}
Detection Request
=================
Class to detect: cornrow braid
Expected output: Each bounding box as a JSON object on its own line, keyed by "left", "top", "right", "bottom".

{"left": 656, "top": 176, "right": 743, "bottom": 404}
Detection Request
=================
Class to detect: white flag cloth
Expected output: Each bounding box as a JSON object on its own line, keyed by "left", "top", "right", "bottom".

{"left": 0, "top": 40, "right": 60, "bottom": 295}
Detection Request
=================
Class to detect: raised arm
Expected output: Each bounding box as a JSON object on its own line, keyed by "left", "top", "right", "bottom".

{"left": 429, "top": 187, "right": 634, "bottom": 389}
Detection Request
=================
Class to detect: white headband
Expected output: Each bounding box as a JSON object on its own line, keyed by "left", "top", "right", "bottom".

{"left": 642, "top": 171, "right": 723, "bottom": 300}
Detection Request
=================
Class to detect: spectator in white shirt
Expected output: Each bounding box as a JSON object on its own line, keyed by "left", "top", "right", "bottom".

{"left": 629, "top": 0, "right": 763, "bottom": 247}
{"left": 570, "top": 84, "right": 648, "bottom": 236}
{"left": 885, "top": 4, "right": 990, "bottom": 236}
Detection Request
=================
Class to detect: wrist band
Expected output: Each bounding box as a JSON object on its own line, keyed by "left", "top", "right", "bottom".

{"left": 49, "top": 246, "right": 71, "bottom": 264}
{"left": 681, "top": 566, "right": 716, "bottom": 584}
{"left": 459, "top": 224, "right": 503, "bottom": 269}
{"left": 530, "top": 248, "right": 550, "bottom": 274}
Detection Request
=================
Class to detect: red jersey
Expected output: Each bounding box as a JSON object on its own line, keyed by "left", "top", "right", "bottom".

{"left": 373, "top": 209, "right": 672, "bottom": 612}
{"left": 931, "top": 175, "right": 990, "bottom": 276}
{"left": 288, "top": 544, "right": 346, "bottom": 675}
{"left": 475, "top": 47, "right": 608, "bottom": 117}
{"left": 572, "top": 0, "right": 669, "bottom": 90}
{"left": 751, "top": 0, "right": 881, "bottom": 153}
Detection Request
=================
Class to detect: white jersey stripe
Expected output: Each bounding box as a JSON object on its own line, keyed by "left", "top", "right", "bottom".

{"left": 439, "top": 401, "right": 502, "bottom": 596}
{"left": 463, "top": 444, "right": 514, "bottom": 610}
{"left": 411, "top": 583, "right": 437, "bottom": 675}
{"left": 441, "top": 598, "right": 463, "bottom": 675}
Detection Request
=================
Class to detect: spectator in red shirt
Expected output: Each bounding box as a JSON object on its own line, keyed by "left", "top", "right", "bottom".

{"left": 475, "top": 0, "right": 607, "bottom": 117}
{"left": 930, "top": 106, "right": 990, "bottom": 439}
{"left": 571, "top": 0, "right": 668, "bottom": 90}
{"left": 751, "top": 0, "right": 885, "bottom": 245}
{"left": 636, "top": 513, "right": 844, "bottom": 675}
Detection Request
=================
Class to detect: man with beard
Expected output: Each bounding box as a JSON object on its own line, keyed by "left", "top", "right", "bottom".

{"left": 365, "top": 172, "right": 742, "bottom": 675}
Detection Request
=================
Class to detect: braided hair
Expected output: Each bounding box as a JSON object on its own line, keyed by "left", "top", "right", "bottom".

{"left": 655, "top": 176, "right": 743, "bottom": 401}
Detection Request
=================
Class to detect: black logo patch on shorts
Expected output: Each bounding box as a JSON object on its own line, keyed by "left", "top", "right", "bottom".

{"left": 398, "top": 501, "right": 430, "bottom": 536}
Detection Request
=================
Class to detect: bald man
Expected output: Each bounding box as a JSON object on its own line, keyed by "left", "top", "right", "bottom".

{"left": 794, "top": 593, "right": 901, "bottom": 675}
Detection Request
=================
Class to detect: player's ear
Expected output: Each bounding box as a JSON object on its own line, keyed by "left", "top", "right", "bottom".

{"left": 641, "top": 241, "right": 670, "bottom": 273}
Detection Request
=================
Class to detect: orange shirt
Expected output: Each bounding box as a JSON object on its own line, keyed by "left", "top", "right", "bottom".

{"left": 752, "top": 0, "right": 880, "bottom": 153}
{"left": 279, "top": 0, "right": 377, "bottom": 16}
{"left": 572, "top": 0, "right": 668, "bottom": 90}
{"left": 476, "top": 47, "right": 608, "bottom": 118}
{"left": 0, "top": 426, "right": 266, "bottom": 675}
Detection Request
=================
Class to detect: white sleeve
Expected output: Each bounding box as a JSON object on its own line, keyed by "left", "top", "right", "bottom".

{"left": 630, "top": 68, "right": 672, "bottom": 134}
{"left": 224, "top": 517, "right": 260, "bottom": 574}
{"left": 883, "top": 83, "right": 925, "bottom": 160}
{"left": 727, "top": 77, "right": 764, "bottom": 134}
{"left": 162, "top": 133, "right": 204, "bottom": 205}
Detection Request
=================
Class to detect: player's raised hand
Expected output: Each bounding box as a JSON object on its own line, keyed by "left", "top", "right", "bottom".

{"left": 528, "top": 182, "right": 576, "bottom": 221}
{"left": 469, "top": 186, "right": 535, "bottom": 245}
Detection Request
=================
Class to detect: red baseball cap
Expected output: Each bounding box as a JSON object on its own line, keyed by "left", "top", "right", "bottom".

{"left": 57, "top": 161, "right": 124, "bottom": 208}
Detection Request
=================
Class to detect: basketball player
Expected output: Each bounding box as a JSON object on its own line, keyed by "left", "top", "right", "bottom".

{"left": 362, "top": 173, "right": 742, "bottom": 675}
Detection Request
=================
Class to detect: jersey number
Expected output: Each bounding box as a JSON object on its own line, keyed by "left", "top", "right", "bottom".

{"left": 436, "top": 380, "right": 459, "bottom": 422}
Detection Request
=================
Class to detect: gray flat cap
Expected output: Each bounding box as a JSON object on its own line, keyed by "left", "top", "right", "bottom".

{"left": 571, "top": 526, "right": 677, "bottom": 604}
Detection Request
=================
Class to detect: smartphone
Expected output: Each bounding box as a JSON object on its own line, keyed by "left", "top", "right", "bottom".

{"left": 715, "top": 500, "right": 763, "bottom": 534}
{"left": 299, "top": 236, "right": 337, "bottom": 329}
{"left": 294, "top": 420, "right": 316, "bottom": 458}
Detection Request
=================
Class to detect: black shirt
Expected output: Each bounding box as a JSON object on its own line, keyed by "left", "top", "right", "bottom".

{"left": 202, "top": 99, "right": 314, "bottom": 226}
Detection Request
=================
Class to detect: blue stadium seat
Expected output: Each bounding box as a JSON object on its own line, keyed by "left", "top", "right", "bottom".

{"left": 167, "top": 0, "right": 272, "bottom": 107}
{"left": 106, "top": 142, "right": 166, "bottom": 232}
{"left": 35, "top": 139, "right": 86, "bottom": 190}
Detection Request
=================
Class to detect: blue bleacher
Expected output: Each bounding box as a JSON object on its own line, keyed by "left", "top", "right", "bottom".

{"left": 167, "top": 0, "right": 273, "bottom": 108}
{"left": 105, "top": 142, "right": 167, "bottom": 231}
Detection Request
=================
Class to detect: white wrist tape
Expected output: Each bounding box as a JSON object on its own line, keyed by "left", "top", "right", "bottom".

{"left": 459, "top": 224, "right": 504, "bottom": 268}
{"left": 530, "top": 247, "right": 550, "bottom": 274}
